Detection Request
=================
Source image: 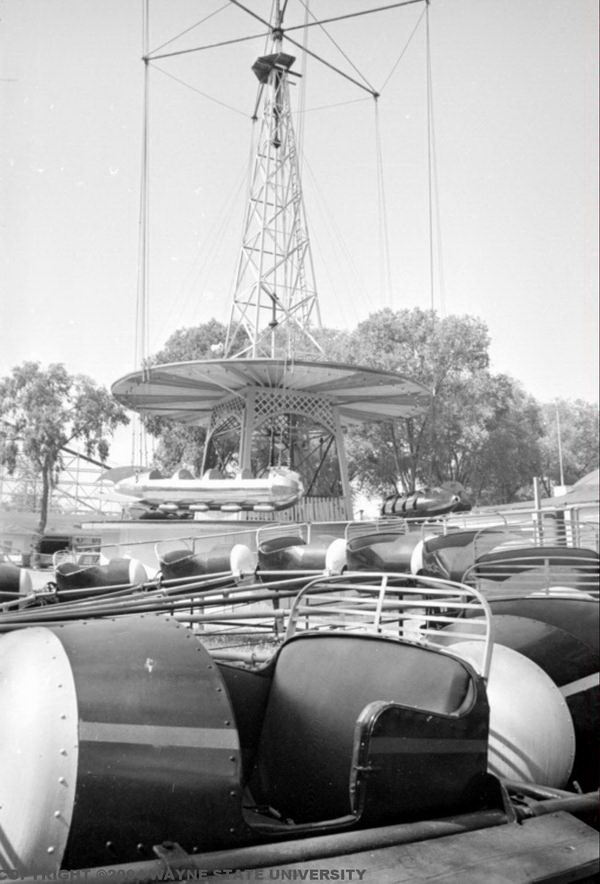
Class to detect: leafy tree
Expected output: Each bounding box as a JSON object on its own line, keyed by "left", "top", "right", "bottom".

{"left": 539, "top": 399, "right": 599, "bottom": 492}
{"left": 311, "top": 326, "right": 353, "bottom": 363}
{"left": 350, "top": 308, "right": 490, "bottom": 381}
{"left": 346, "top": 308, "right": 490, "bottom": 493}
{"left": 466, "top": 375, "right": 545, "bottom": 504}
{"left": 144, "top": 321, "right": 229, "bottom": 474}
{"left": 343, "top": 310, "right": 549, "bottom": 504}
{"left": 0, "top": 362, "right": 129, "bottom": 544}
{"left": 149, "top": 318, "right": 230, "bottom": 365}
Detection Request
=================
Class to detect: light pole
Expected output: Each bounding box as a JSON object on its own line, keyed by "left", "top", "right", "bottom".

{"left": 555, "top": 402, "right": 565, "bottom": 487}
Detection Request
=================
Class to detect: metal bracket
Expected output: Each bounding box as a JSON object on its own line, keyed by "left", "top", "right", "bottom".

{"left": 153, "top": 841, "right": 195, "bottom": 872}
{"left": 498, "top": 779, "right": 519, "bottom": 824}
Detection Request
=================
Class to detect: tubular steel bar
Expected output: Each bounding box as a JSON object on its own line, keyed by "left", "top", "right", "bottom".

{"left": 19, "top": 808, "right": 511, "bottom": 883}
{"left": 514, "top": 791, "right": 599, "bottom": 820}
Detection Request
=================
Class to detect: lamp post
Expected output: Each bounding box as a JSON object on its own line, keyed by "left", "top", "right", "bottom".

{"left": 555, "top": 402, "right": 565, "bottom": 487}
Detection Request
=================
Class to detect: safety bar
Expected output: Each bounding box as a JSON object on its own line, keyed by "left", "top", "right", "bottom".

{"left": 462, "top": 550, "right": 599, "bottom": 599}
{"left": 286, "top": 572, "right": 494, "bottom": 679}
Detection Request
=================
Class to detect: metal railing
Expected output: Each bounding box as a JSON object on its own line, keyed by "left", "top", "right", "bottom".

{"left": 470, "top": 520, "right": 599, "bottom": 559}
{"left": 155, "top": 528, "right": 260, "bottom": 562}
{"left": 286, "top": 572, "right": 494, "bottom": 679}
{"left": 462, "top": 548, "right": 599, "bottom": 599}
{"left": 256, "top": 522, "right": 310, "bottom": 547}
{"left": 469, "top": 509, "right": 599, "bottom": 551}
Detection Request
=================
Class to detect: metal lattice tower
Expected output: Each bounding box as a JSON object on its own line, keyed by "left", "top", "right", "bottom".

{"left": 225, "top": 47, "right": 322, "bottom": 360}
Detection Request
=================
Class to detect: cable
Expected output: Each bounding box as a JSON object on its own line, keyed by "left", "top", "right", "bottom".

{"left": 151, "top": 161, "right": 249, "bottom": 352}
{"left": 284, "top": 0, "right": 426, "bottom": 34}
{"left": 425, "top": 1, "right": 445, "bottom": 314}
{"left": 283, "top": 31, "right": 378, "bottom": 98}
{"left": 374, "top": 100, "right": 393, "bottom": 309}
{"left": 301, "top": 155, "right": 364, "bottom": 328}
{"left": 426, "top": 5, "right": 446, "bottom": 316}
{"left": 149, "top": 63, "right": 248, "bottom": 118}
{"left": 228, "top": 0, "right": 271, "bottom": 30}
{"left": 298, "top": 96, "right": 371, "bottom": 115}
{"left": 426, "top": 2, "right": 435, "bottom": 312}
{"left": 296, "top": 0, "right": 376, "bottom": 94}
{"left": 379, "top": 4, "right": 427, "bottom": 93}
{"left": 148, "top": 3, "right": 230, "bottom": 57}
{"left": 295, "top": 1, "right": 310, "bottom": 163}
{"left": 133, "top": 0, "right": 150, "bottom": 468}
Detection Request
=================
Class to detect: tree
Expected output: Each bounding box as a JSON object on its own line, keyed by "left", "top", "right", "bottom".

{"left": 342, "top": 310, "right": 549, "bottom": 505}
{"left": 539, "top": 399, "right": 599, "bottom": 492}
{"left": 149, "top": 318, "right": 230, "bottom": 365}
{"left": 0, "top": 362, "right": 129, "bottom": 543}
{"left": 311, "top": 326, "right": 353, "bottom": 363}
{"left": 346, "top": 308, "right": 490, "bottom": 493}
{"left": 466, "top": 375, "right": 545, "bottom": 504}
{"left": 350, "top": 308, "right": 490, "bottom": 382}
{"left": 144, "top": 321, "right": 229, "bottom": 474}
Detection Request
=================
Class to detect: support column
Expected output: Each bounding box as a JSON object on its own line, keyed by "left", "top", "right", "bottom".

{"left": 333, "top": 406, "right": 353, "bottom": 520}
{"left": 238, "top": 390, "right": 256, "bottom": 475}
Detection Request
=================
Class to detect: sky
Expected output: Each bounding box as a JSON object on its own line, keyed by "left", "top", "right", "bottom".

{"left": 1, "top": 0, "right": 598, "bottom": 466}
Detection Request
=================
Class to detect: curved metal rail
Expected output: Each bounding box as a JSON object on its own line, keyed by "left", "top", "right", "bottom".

{"left": 286, "top": 572, "right": 494, "bottom": 679}
{"left": 462, "top": 547, "right": 600, "bottom": 599}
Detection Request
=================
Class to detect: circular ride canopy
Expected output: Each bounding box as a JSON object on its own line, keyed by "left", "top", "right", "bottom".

{"left": 111, "top": 359, "right": 430, "bottom": 425}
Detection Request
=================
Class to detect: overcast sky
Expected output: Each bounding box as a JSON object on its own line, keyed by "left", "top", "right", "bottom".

{"left": 1, "top": 0, "right": 598, "bottom": 432}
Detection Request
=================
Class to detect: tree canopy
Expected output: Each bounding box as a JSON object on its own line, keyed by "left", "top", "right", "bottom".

{"left": 149, "top": 318, "right": 229, "bottom": 365}
{"left": 0, "top": 362, "right": 129, "bottom": 542}
{"left": 344, "top": 309, "right": 495, "bottom": 494}
{"left": 144, "top": 320, "right": 229, "bottom": 475}
{"left": 539, "top": 399, "right": 599, "bottom": 492}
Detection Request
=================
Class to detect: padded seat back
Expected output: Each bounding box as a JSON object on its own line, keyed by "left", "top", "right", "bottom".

{"left": 203, "top": 468, "right": 225, "bottom": 479}
{"left": 346, "top": 532, "right": 420, "bottom": 572}
{"left": 173, "top": 468, "right": 194, "bottom": 479}
{"left": 0, "top": 562, "right": 32, "bottom": 603}
{"left": 55, "top": 558, "right": 147, "bottom": 599}
{"left": 252, "top": 633, "right": 478, "bottom": 824}
{"left": 421, "top": 530, "right": 504, "bottom": 582}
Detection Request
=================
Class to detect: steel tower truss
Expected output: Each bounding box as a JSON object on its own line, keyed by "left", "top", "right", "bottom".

{"left": 225, "top": 51, "right": 322, "bottom": 359}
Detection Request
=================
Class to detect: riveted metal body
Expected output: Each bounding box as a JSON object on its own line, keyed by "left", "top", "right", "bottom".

{"left": 0, "top": 627, "right": 79, "bottom": 875}
{"left": 1, "top": 615, "right": 247, "bottom": 872}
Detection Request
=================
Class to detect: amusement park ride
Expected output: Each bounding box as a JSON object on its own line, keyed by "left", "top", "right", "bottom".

{"left": 0, "top": 1, "right": 598, "bottom": 880}
{"left": 110, "top": 358, "right": 429, "bottom": 518}
{"left": 109, "top": 24, "right": 430, "bottom": 520}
